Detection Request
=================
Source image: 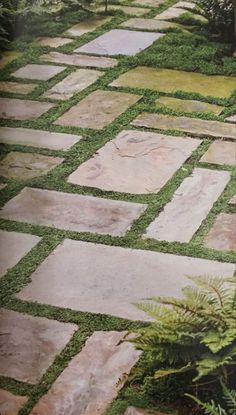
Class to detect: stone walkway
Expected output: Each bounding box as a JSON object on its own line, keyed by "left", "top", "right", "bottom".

{"left": 0, "top": 0, "right": 235, "bottom": 414}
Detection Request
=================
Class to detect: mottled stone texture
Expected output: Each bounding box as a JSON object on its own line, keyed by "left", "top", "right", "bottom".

{"left": 124, "top": 407, "right": 168, "bottom": 415}
{"left": 35, "top": 37, "right": 73, "bottom": 47}
{"left": 66, "top": 16, "right": 112, "bottom": 36}
{"left": 13, "top": 64, "right": 66, "bottom": 81}
{"left": 40, "top": 51, "right": 118, "bottom": 68}
{"left": 0, "top": 98, "right": 54, "bottom": 120}
{"left": 154, "top": 7, "right": 188, "bottom": 20}
{"left": 156, "top": 96, "right": 224, "bottom": 115}
{"left": 0, "top": 389, "right": 27, "bottom": 415}
{"left": 0, "top": 81, "right": 37, "bottom": 94}
{"left": 204, "top": 214, "right": 236, "bottom": 251}
{"left": 120, "top": 18, "right": 180, "bottom": 31}
{"left": 200, "top": 141, "right": 236, "bottom": 166}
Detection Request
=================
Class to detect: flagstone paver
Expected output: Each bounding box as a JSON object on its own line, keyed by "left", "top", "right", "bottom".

{"left": 0, "top": 389, "right": 27, "bottom": 415}
{"left": 96, "top": 5, "right": 150, "bottom": 16}
{"left": 40, "top": 51, "right": 118, "bottom": 68}
{"left": 124, "top": 407, "right": 168, "bottom": 415}
{"left": 29, "top": 331, "right": 141, "bottom": 415}
{"left": 229, "top": 194, "right": 236, "bottom": 204}
{"left": 133, "top": 0, "right": 166, "bottom": 6}
{"left": 16, "top": 239, "right": 235, "bottom": 320}
{"left": 65, "top": 16, "right": 112, "bottom": 37}
{"left": 120, "top": 18, "right": 180, "bottom": 31}
{"left": 145, "top": 168, "right": 230, "bottom": 243}
{"left": 0, "top": 81, "right": 37, "bottom": 94}
{"left": 0, "top": 309, "right": 77, "bottom": 384}
{"left": 200, "top": 141, "right": 236, "bottom": 166}
{"left": 55, "top": 90, "right": 141, "bottom": 129}
{"left": 226, "top": 114, "right": 236, "bottom": 123}
{"left": 173, "top": 1, "right": 197, "bottom": 9}
{"left": 12, "top": 64, "right": 66, "bottom": 81}
{"left": 204, "top": 214, "right": 236, "bottom": 251}
{"left": 0, "top": 98, "right": 54, "bottom": 120}
{"left": 35, "top": 36, "right": 73, "bottom": 47}
{"left": 154, "top": 7, "right": 187, "bottom": 20}
{"left": 0, "top": 51, "right": 22, "bottom": 69}
{"left": 156, "top": 96, "right": 224, "bottom": 115}
{"left": 0, "top": 230, "right": 41, "bottom": 278}
{"left": 68, "top": 130, "right": 201, "bottom": 194}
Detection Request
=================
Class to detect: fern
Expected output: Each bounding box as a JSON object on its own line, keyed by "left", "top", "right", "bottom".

{"left": 187, "top": 384, "right": 236, "bottom": 415}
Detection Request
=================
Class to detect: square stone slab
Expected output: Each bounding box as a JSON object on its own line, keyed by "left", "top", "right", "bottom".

{"left": 0, "top": 389, "right": 27, "bottom": 415}
{"left": 110, "top": 67, "right": 236, "bottom": 99}
{"left": 0, "top": 98, "right": 54, "bottom": 120}
{"left": 0, "top": 51, "right": 22, "bottom": 69}
{"left": 12, "top": 64, "right": 66, "bottom": 81}
{"left": 75, "top": 29, "right": 164, "bottom": 56}
{"left": 40, "top": 51, "right": 118, "bottom": 68}
{"left": 156, "top": 96, "right": 224, "bottom": 115}
{"left": 68, "top": 130, "right": 201, "bottom": 194}
{"left": 0, "top": 81, "right": 37, "bottom": 95}
{"left": 226, "top": 114, "right": 236, "bottom": 123}
{"left": 0, "top": 152, "right": 64, "bottom": 180}
{"left": 0, "top": 309, "right": 77, "bottom": 384}
{"left": 42, "top": 68, "right": 103, "bottom": 100}
{"left": 66, "top": 16, "right": 112, "bottom": 37}
{"left": 96, "top": 5, "right": 150, "bottom": 16}
{"left": 120, "top": 18, "right": 179, "bottom": 31}
{"left": 17, "top": 239, "right": 235, "bottom": 321}
{"left": 204, "top": 213, "right": 236, "bottom": 251}
{"left": 0, "top": 187, "right": 146, "bottom": 236}
{"left": 55, "top": 90, "right": 141, "bottom": 129}
{"left": 0, "top": 127, "right": 82, "bottom": 151}
{"left": 0, "top": 230, "right": 41, "bottom": 278}
{"left": 35, "top": 37, "right": 73, "bottom": 47}
{"left": 200, "top": 141, "right": 236, "bottom": 166}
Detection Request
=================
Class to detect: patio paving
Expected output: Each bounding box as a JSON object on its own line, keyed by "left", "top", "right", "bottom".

{"left": 40, "top": 51, "right": 118, "bottom": 68}
{"left": 12, "top": 64, "right": 66, "bottom": 81}
{"left": 0, "top": 98, "right": 54, "bottom": 120}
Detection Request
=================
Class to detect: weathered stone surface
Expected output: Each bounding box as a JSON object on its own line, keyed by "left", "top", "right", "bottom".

{"left": 156, "top": 96, "right": 224, "bottom": 115}
{"left": 110, "top": 67, "right": 236, "bottom": 99}
{"left": 229, "top": 194, "right": 236, "bottom": 204}
{"left": 68, "top": 130, "right": 201, "bottom": 194}
{"left": 13, "top": 64, "right": 66, "bottom": 81}
{"left": 204, "top": 214, "right": 236, "bottom": 251}
{"left": 120, "top": 18, "right": 179, "bottom": 31}
{"left": 0, "top": 389, "right": 27, "bottom": 415}
{"left": 132, "top": 113, "right": 236, "bottom": 139}
{"left": 55, "top": 90, "right": 141, "bottom": 129}
{"left": 0, "top": 81, "right": 37, "bottom": 95}
{"left": 0, "top": 98, "right": 54, "bottom": 120}
{"left": 0, "top": 152, "right": 64, "bottom": 180}
{"left": 0, "top": 187, "right": 146, "bottom": 236}
{"left": 43, "top": 68, "right": 103, "bottom": 100}
{"left": 133, "top": 0, "right": 166, "bottom": 7}
{"left": 155, "top": 7, "right": 187, "bottom": 20}
{"left": 145, "top": 168, "right": 230, "bottom": 243}
{"left": 173, "top": 1, "right": 197, "bottom": 9}
{"left": 17, "top": 239, "right": 235, "bottom": 320}
{"left": 0, "top": 230, "right": 41, "bottom": 278}
{"left": 226, "top": 114, "right": 236, "bottom": 123}
{"left": 0, "top": 51, "right": 22, "bottom": 69}
{"left": 0, "top": 309, "right": 77, "bottom": 384}
{"left": 0, "top": 127, "right": 82, "bottom": 151}
{"left": 29, "top": 331, "right": 141, "bottom": 415}
{"left": 75, "top": 29, "right": 164, "bottom": 56}
{"left": 200, "top": 141, "right": 236, "bottom": 165}
{"left": 124, "top": 407, "right": 167, "bottom": 415}
{"left": 35, "top": 36, "right": 73, "bottom": 47}
{"left": 96, "top": 5, "right": 150, "bottom": 16}
{"left": 66, "top": 16, "right": 112, "bottom": 36}
{"left": 40, "top": 51, "right": 118, "bottom": 68}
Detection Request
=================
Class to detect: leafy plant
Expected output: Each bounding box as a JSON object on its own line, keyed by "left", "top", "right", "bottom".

{"left": 187, "top": 383, "right": 236, "bottom": 415}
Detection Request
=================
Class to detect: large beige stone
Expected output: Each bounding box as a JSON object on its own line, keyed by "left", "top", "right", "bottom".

{"left": 40, "top": 51, "right": 118, "bottom": 68}
{"left": 0, "top": 187, "right": 146, "bottom": 236}
{"left": 0, "top": 389, "right": 27, "bottom": 415}
{"left": 13, "top": 64, "right": 66, "bottom": 81}
{"left": 120, "top": 18, "right": 179, "bottom": 31}
{"left": 204, "top": 214, "right": 236, "bottom": 251}
{"left": 0, "top": 51, "right": 22, "bottom": 69}
{"left": 0, "top": 81, "right": 37, "bottom": 95}
{"left": 156, "top": 96, "right": 224, "bottom": 115}
{"left": 68, "top": 130, "right": 201, "bottom": 194}
{"left": 145, "top": 168, "right": 230, "bottom": 242}
{"left": 0, "top": 98, "right": 54, "bottom": 120}
{"left": 95, "top": 5, "right": 150, "bottom": 16}
{"left": 0, "top": 309, "right": 77, "bottom": 384}
{"left": 66, "top": 16, "right": 112, "bottom": 36}
{"left": 200, "top": 141, "right": 236, "bottom": 165}
{"left": 35, "top": 37, "right": 73, "bottom": 47}
{"left": 30, "top": 331, "right": 141, "bottom": 415}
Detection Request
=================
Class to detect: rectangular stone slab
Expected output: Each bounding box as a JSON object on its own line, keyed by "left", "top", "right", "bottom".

{"left": 0, "top": 98, "right": 54, "bottom": 120}
{"left": 110, "top": 67, "right": 236, "bottom": 99}
{"left": 55, "top": 90, "right": 141, "bottom": 129}
{"left": 40, "top": 51, "right": 118, "bottom": 68}
{"left": 204, "top": 213, "right": 236, "bottom": 251}
{"left": 156, "top": 96, "right": 224, "bottom": 115}
{"left": 0, "top": 187, "right": 146, "bottom": 236}
{"left": 16, "top": 239, "right": 235, "bottom": 321}
{"left": 95, "top": 5, "right": 150, "bottom": 16}
{"left": 120, "top": 18, "right": 179, "bottom": 31}
{"left": 65, "top": 16, "right": 112, "bottom": 36}
{"left": 68, "top": 130, "right": 201, "bottom": 194}
{"left": 133, "top": 0, "right": 166, "bottom": 6}
{"left": 154, "top": 7, "right": 187, "bottom": 20}
{"left": 0, "top": 389, "right": 27, "bottom": 415}
{"left": 200, "top": 140, "right": 236, "bottom": 165}
{"left": 0, "top": 81, "right": 37, "bottom": 95}
{"left": 145, "top": 168, "right": 230, "bottom": 243}
{"left": 35, "top": 37, "right": 73, "bottom": 47}
{"left": 13, "top": 64, "right": 66, "bottom": 81}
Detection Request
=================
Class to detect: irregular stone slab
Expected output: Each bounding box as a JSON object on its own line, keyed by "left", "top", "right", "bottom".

{"left": 0, "top": 51, "right": 22, "bottom": 69}
{"left": 133, "top": 0, "right": 166, "bottom": 7}
{"left": 0, "top": 309, "right": 77, "bottom": 384}
{"left": 13, "top": 64, "right": 66, "bottom": 81}
{"left": 173, "top": 1, "right": 197, "bottom": 9}
{"left": 156, "top": 96, "right": 224, "bottom": 115}
{"left": 155, "top": 7, "right": 187, "bottom": 20}
{"left": 66, "top": 16, "right": 112, "bottom": 36}
{"left": 96, "top": 5, "right": 150, "bottom": 16}
{"left": 0, "top": 98, "right": 54, "bottom": 120}
{"left": 0, "top": 389, "right": 27, "bottom": 415}
{"left": 40, "top": 51, "right": 118, "bottom": 68}
{"left": 0, "top": 230, "right": 41, "bottom": 278}
{"left": 55, "top": 90, "right": 141, "bottom": 129}
{"left": 42, "top": 68, "right": 103, "bottom": 100}
{"left": 0, "top": 152, "right": 64, "bottom": 180}
{"left": 132, "top": 113, "right": 236, "bottom": 139}
{"left": 35, "top": 36, "right": 73, "bottom": 47}
{"left": 204, "top": 214, "right": 236, "bottom": 251}
{"left": 29, "top": 331, "right": 141, "bottom": 415}
{"left": 110, "top": 67, "right": 236, "bottom": 99}
{"left": 226, "top": 114, "right": 236, "bottom": 123}
{"left": 0, "top": 187, "right": 146, "bottom": 236}
{"left": 17, "top": 239, "right": 234, "bottom": 320}
{"left": 0, "top": 127, "right": 82, "bottom": 151}
{"left": 124, "top": 407, "right": 167, "bottom": 415}
{"left": 200, "top": 141, "right": 236, "bottom": 166}
{"left": 68, "top": 130, "right": 201, "bottom": 194}
{"left": 145, "top": 168, "right": 230, "bottom": 243}
{"left": 75, "top": 29, "right": 164, "bottom": 56}
{"left": 229, "top": 194, "right": 236, "bottom": 204}
{"left": 0, "top": 81, "right": 37, "bottom": 95}
{"left": 120, "top": 18, "right": 179, "bottom": 31}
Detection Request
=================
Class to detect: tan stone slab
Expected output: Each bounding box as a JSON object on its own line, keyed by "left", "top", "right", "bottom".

{"left": 55, "top": 90, "right": 141, "bottom": 129}
{"left": 110, "top": 67, "right": 236, "bottom": 99}
{"left": 0, "top": 81, "right": 37, "bottom": 95}
{"left": 200, "top": 141, "right": 236, "bottom": 166}
{"left": 0, "top": 152, "right": 64, "bottom": 180}
{"left": 0, "top": 51, "right": 22, "bottom": 69}
{"left": 133, "top": 0, "right": 166, "bottom": 7}
{"left": 13, "top": 64, "right": 66, "bottom": 81}
{"left": 226, "top": 114, "right": 236, "bottom": 123}
{"left": 132, "top": 113, "right": 236, "bottom": 140}
{"left": 156, "top": 96, "right": 224, "bottom": 115}
{"left": 173, "top": 1, "right": 196, "bottom": 9}
{"left": 0, "top": 389, "right": 27, "bottom": 415}
{"left": 0, "top": 187, "right": 146, "bottom": 236}
{"left": 204, "top": 213, "right": 236, "bottom": 251}
{"left": 120, "top": 18, "right": 179, "bottom": 31}
{"left": 30, "top": 331, "right": 141, "bottom": 415}
{"left": 42, "top": 69, "right": 103, "bottom": 100}
{"left": 17, "top": 239, "right": 235, "bottom": 320}
{"left": 96, "top": 5, "right": 150, "bottom": 15}
{"left": 229, "top": 194, "right": 236, "bottom": 204}
{"left": 155, "top": 7, "right": 187, "bottom": 20}
{"left": 0, "top": 230, "right": 41, "bottom": 278}
{"left": 35, "top": 37, "right": 73, "bottom": 47}
{"left": 68, "top": 130, "right": 201, "bottom": 194}
{"left": 40, "top": 51, "right": 118, "bottom": 68}
{"left": 0, "top": 98, "right": 54, "bottom": 120}
{"left": 0, "top": 309, "right": 77, "bottom": 384}
{"left": 66, "top": 16, "right": 112, "bottom": 37}
{"left": 145, "top": 168, "right": 230, "bottom": 243}
{"left": 0, "top": 127, "right": 82, "bottom": 151}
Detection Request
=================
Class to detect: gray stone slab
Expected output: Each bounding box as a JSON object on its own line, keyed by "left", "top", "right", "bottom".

{"left": 0, "top": 127, "right": 82, "bottom": 151}
{"left": 156, "top": 96, "right": 224, "bottom": 115}
{"left": 145, "top": 168, "right": 230, "bottom": 243}
{"left": 155, "top": 7, "right": 187, "bottom": 20}
{"left": 0, "top": 187, "right": 146, "bottom": 236}
{"left": 0, "top": 389, "right": 27, "bottom": 415}
{"left": 200, "top": 140, "right": 236, "bottom": 166}
{"left": 35, "top": 37, "right": 73, "bottom": 47}
{"left": 29, "top": 331, "right": 141, "bottom": 415}
{"left": 0, "top": 81, "right": 37, "bottom": 95}
{"left": 204, "top": 214, "right": 236, "bottom": 251}
{"left": 133, "top": 0, "right": 166, "bottom": 7}
{"left": 17, "top": 239, "right": 235, "bottom": 320}
{"left": 0, "top": 98, "right": 54, "bottom": 120}
{"left": 13, "top": 64, "right": 66, "bottom": 81}
{"left": 75, "top": 29, "right": 164, "bottom": 56}
{"left": 96, "top": 5, "right": 150, "bottom": 16}
{"left": 0, "top": 230, "right": 41, "bottom": 278}
{"left": 55, "top": 90, "right": 141, "bottom": 129}
{"left": 66, "top": 16, "right": 112, "bottom": 37}
{"left": 226, "top": 114, "right": 236, "bottom": 123}
{"left": 40, "top": 51, "right": 118, "bottom": 68}
{"left": 120, "top": 18, "right": 179, "bottom": 31}
{"left": 173, "top": 1, "right": 197, "bottom": 9}
{"left": 0, "top": 309, "right": 77, "bottom": 384}
{"left": 68, "top": 130, "right": 201, "bottom": 194}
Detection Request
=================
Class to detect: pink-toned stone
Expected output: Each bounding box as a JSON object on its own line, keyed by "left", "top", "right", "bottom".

{"left": 0, "top": 389, "right": 27, "bottom": 415}
{"left": 40, "top": 51, "right": 118, "bottom": 68}
{"left": 12, "top": 64, "right": 66, "bottom": 81}
{"left": 66, "top": 16, "right": 112, "bottom": 37}
{"left": 0, "top": 309, "right": 77, "bottom": 384}
{"left": 200, "top": 140, "right": 236, "bottom": 166}
{"left": 0, "top": 98, "right": 54, "bottom": 120}
{"left": 35, "top": 37, "right": 73, "bottom": 47}
{"left": 229, "top": 194, "right": 236, "bottom": 204}
{"left": 204, "top": 214, "right": 236, "bottom": 251}
{"left": 0, "top": 81, "right": 37, "bottom": 94}
{"left": 124, "top": 407, "right": 167, "bottom": 415}
{"left": 30, "top": 331, "right": 141, "bottom": 415}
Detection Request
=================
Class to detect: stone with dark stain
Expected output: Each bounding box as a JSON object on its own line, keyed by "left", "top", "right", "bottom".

{"left": 0, "top": 81, "right": 37, "bottom": 95}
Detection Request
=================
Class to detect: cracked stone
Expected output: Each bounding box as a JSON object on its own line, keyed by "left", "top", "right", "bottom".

{"left": 200, "top": 140, "right": 236, "bottom": 165}
{"left": 35, "top": 37, "right": 73, "bottom": 47}
{"left": 0, "top": 81, "right": 37, "bottom": 95}
{"left": 120, "top": 18, "right": 180, "bottom": 31}
{"left": 13, "top": 64, "right": 66, "bottom": 81}
{"left": 66, "top": 16, "right": 112, "bottom": 36}
{"left": 0, "top": 98, "right": 54, "bottom": 120}
{"left": 0, "top": 389, "right": 27, "bottom": 415}
{"left": 156, "top": 96, "right": 224, "bottom": 115}
{"left": 204, "top": 214, "right": 236, "bottom": 251}
{"left": 40, "top": 51, "right": 118, "bottom": 68}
